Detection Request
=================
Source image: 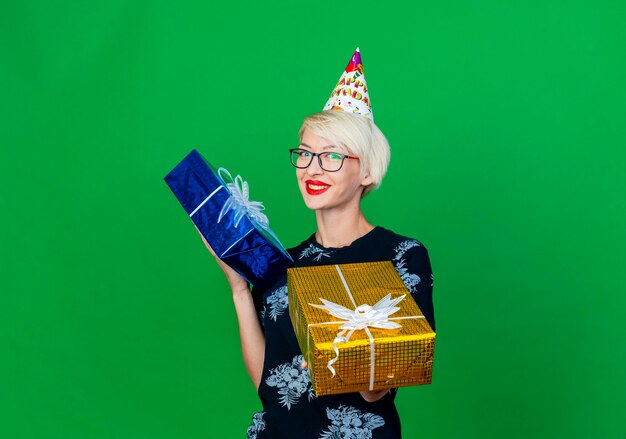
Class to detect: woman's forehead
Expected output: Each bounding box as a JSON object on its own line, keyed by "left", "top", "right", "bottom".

{"left": 299, "top": 141, "right": 340, "bottom": 151}
{"left": 300, "top": 130, "right": 351, "bottom": 153}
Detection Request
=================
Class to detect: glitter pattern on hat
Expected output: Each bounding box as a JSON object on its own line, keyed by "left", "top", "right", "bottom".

{"left": 323, "top": 48, "right": 373, "bottom": 120}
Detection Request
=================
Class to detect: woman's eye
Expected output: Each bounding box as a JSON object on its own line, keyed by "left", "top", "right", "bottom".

{"left": 299, "top": 150, "right": 312, "bottom": 158}
{"left": 327, "top": 153, "right": 343, "bottom": 161}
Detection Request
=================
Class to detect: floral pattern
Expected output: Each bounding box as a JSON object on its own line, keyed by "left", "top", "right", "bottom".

{"left": 247, "top": 412, "right": 266, "bottom": 439}
{"left": 259, "top": 305, "right": 266, "bottom": 324}
{"left": 319, "top": 405, "right": 385, "bottom": 439}
{"left": 266, "top": 285, "right": 288, "bottom": 321}
{"left": 299, "top": 244, "right": 332, "bottom": 262}
{"left": 265, "top": 355, "right": 315, "bottom": 410}
{"left": 393, "top": 240, "right": 422, "bottom": 293}
{"left": 252, "top": 229, "right": 434, "bottom": 437}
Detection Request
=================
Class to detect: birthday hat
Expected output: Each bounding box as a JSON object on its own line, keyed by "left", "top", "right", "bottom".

{"left": 323, "top": 48, "right": 373, "bottom": 120}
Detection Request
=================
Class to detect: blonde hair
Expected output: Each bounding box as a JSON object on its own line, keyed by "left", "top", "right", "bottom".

{"left": 298, "top": 111, "right": 390, "bottom": 197}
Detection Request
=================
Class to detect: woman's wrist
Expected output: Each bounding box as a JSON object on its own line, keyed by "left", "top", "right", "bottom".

{"left": 231, "top": 286, "right": 251, "bottom": 300}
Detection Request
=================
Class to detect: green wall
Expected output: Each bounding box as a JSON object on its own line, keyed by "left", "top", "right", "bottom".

{"left": 2, "top": 1, "right": 624, "bottom": 438}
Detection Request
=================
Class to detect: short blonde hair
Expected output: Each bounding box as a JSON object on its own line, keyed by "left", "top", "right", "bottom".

{"left": 298, "top": 111, "right": 390, "bottom": 197}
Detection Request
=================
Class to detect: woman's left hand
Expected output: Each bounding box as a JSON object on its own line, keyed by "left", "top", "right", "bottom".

{"left": 359, "top": 389, "right": 389, "bottom": 402}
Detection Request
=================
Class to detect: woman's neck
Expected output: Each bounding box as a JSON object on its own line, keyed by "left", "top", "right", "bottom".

{"left": 314, "top": 204, "right": 374, "bottom": 248}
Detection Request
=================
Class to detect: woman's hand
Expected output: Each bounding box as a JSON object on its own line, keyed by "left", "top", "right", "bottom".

{"left": 300, "top": 360, "right": 389, "bottom": 403}
{"left": 194, "top": 225, "right": 249, "bottom": 294}
{"left": 359, "top": 389, "right": 389, "bottom": 403}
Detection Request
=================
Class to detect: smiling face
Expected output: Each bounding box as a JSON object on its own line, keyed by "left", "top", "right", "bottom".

{"left": 296, "top": 129, "right": 373, "bottom": 212}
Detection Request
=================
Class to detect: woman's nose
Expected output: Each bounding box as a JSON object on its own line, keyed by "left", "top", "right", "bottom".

{"left": 306, "top": 156, "right": 324, "bottom": 175}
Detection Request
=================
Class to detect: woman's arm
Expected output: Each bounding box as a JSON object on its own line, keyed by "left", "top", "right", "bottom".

{"left": 195, "top": 226, "right": 265, "bottom": 390}
{"left": 402, "top": 242, "right": 435, "bottom": 330}
{"left": 231, "top": 286, "right": 265, "bottom": 390}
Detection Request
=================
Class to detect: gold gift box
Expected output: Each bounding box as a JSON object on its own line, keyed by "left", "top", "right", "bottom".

{"left": 288, "top": 261, "right": 435, "bottom": 396}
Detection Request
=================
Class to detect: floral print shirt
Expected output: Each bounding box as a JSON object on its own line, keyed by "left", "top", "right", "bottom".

{"left": 248, "top": 226, "right": 435, "bottom": 438}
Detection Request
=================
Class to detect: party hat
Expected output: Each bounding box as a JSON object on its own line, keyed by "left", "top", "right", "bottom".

{"left": 323, "top": 48, "right": 373, "bottom": 120}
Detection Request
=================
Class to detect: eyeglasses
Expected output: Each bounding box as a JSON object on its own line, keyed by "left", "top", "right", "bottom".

{"left": 289, "top": 148, "right": 360, "bottom": 172}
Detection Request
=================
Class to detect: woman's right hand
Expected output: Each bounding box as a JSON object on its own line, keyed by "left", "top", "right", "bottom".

{"left": 194, "top": 225, "right": 250, "bottom": 294}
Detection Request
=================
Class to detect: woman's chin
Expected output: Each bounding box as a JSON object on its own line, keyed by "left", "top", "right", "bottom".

{"left": 300, "top": 193, "right": 331, "bottom": 211}
{"left": 303, "top": 199, "right": 324, "bottom": 211}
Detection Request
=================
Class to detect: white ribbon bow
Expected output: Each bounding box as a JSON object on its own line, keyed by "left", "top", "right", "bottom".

{"left": 310, "top": 293, "right": 406, "bottom": 378}
{"left": 217, "top": 168, "right": 269, "bottom": 228}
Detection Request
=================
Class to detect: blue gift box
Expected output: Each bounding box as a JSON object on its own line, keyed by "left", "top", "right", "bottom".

{"left": 164, "top": 149, "right": 294, "bottom": 290}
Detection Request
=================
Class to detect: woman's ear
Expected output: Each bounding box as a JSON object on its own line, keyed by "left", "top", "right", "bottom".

{"left": 360, "top": 173, "right": 373, "bottom": 187}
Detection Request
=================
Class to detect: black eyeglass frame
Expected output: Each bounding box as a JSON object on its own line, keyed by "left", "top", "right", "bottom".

{"left": 289, "top": 148, "right": 360, "bottom": 172}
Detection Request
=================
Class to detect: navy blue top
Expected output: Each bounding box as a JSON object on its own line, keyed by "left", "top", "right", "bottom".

{"left": 246, "top": 226, "right": 434, "bottom": 439}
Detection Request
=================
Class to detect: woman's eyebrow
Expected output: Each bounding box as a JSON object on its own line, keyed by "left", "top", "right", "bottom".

{"left": 299, "top": 142, "right": 338, "bottom": 150}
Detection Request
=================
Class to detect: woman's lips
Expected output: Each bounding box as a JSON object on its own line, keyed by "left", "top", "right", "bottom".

{"left": 305, "top": 180, "right": 330, "bottom": 195}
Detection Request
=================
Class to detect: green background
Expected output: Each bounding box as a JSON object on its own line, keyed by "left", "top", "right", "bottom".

{"left": 2, "top": 1, "right": 624, "bottom": 438}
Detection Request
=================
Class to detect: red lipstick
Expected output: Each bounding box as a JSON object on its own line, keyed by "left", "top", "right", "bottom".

{"left": 305, "top": 180, "right": 331, "bottom": 195}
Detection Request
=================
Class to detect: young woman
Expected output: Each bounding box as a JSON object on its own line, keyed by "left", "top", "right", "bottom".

{"left": 198, "top": 109, "right": 435, "bottom": 438}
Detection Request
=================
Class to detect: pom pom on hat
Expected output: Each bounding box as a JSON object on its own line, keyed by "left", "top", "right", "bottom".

{"left": 323, "top": 48, "right": 373, "bottom": 120}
